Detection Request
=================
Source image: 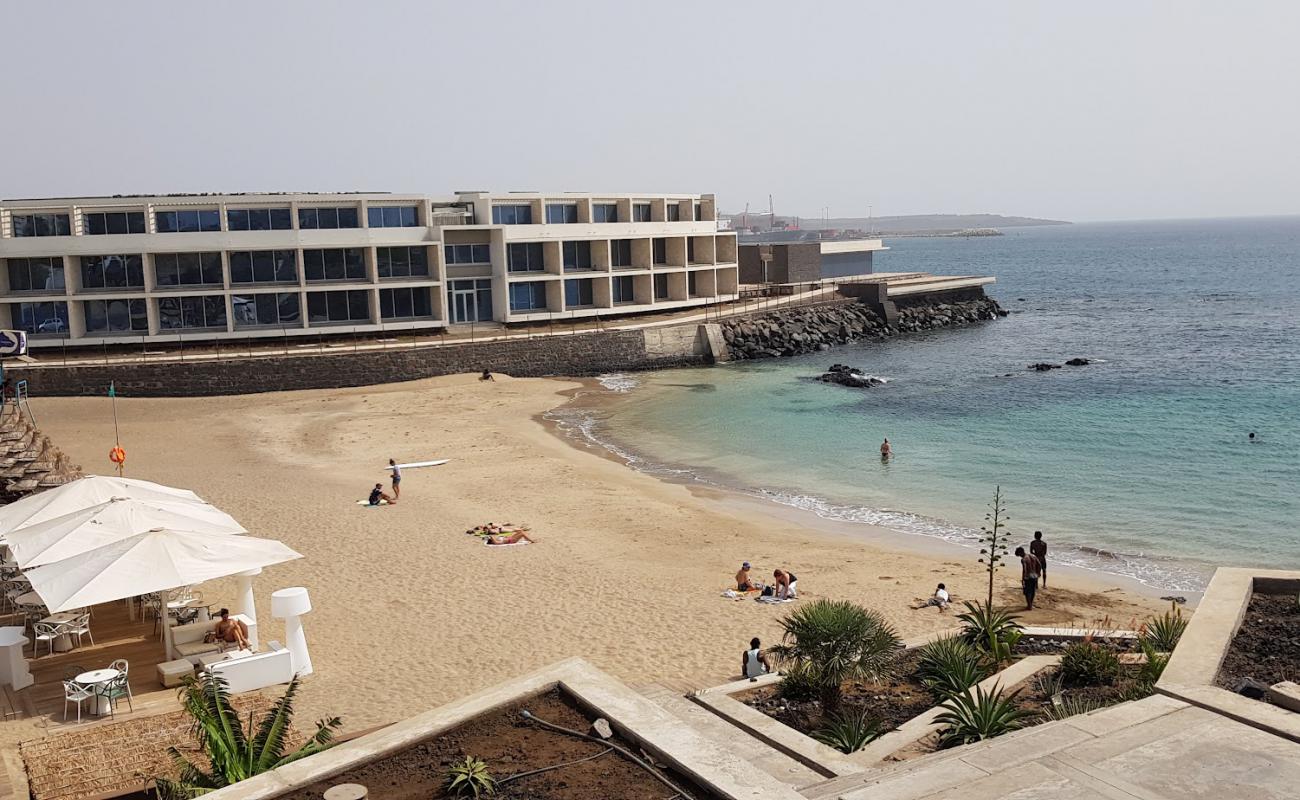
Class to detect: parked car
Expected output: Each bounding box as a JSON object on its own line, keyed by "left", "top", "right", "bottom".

{"left": 36, "top": 318, "right": 67, "bottom": 333}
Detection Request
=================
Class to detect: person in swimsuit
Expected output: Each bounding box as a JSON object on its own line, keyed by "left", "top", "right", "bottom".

{"left": 388, "top": 459, "right": 401, "bottom": 502}
{"left": 485, "top": 531, "right": 535, "bottom": 545}
{"left": 736, "top": 561, "right": 759, "bottom": 591}
{"left": 774, "top": 569, "right": 798, "bottom": 600}
{"left": 369, "top": 483, "right": 392, "bottom": 506}
{"left": 213, "top": 608, "right": 250, "bottom": 650}
{"left": 742, "top": 637, "right": 771, "bottom": 680}
{"left": 1030, "top": 531, "right": 1048, "bottom": 587}
{"left": 880, "top": 438, "right": 892, "bottom": 459}
{"left": 1015, "top": 547, "right": 1041, "bottom": 610}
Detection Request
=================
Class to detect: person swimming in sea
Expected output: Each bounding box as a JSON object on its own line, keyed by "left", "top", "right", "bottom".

{"left": 880, "top": 438, "right": 892, "bottom": 460}
{"left": 1249, "top": 432, "right": 1258, "bottom": 442}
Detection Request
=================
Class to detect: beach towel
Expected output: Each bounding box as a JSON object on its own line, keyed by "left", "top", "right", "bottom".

{"left": 482, "top": 539, "right": 531, "bottom": 547}
{"left": 756, "top": 596, "right": 797, "bottom": 604}
{"left": 355, "top": 499, "right": 389, "bottom": 507}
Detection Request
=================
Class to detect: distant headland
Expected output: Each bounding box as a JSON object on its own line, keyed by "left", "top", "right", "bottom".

{"left": 728, "top": 212, "right": 1071, "bottom": 239}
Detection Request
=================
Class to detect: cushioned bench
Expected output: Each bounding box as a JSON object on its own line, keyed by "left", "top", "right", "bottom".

{"left": 157, "top": 658, "right": 194, "bottom": 687}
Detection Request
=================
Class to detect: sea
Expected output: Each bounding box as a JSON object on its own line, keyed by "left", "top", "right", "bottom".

{"left": 550, "top": 217, "right": 1300, "bottom": 593}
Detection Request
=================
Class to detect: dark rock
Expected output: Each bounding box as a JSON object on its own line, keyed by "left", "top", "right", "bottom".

{"left": 1064, "top": 358, "right": 1092, "bottom": 366}
{"left": 819, "top": 364, "right": 887, "bottom": 388}
{"left": 1160, "top": 595, "right": 1187, "bottom": 605}
{"left": 1234, "top": 677, "right": 1271, "bottom": 699}
{"left": 1029, "top": 363, "right": 1062, "bottom": 371}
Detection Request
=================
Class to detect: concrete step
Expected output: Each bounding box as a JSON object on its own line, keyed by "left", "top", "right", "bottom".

{"left": 635, "top": 683, "right": 826, "bottom": 790}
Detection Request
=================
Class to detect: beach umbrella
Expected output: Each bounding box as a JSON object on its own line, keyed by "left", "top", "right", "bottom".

{"left": 6, "top": 496, "right": 247, "bottom": 568}
{"left": 24, "top": 528, "right": 302, "bottom": 613}
{"left": 0, "top": 475, "right": 205, "bottom": 537}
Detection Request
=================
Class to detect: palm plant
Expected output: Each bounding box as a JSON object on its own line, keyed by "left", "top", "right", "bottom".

{"left": 811, "top": 707, "right": 884, "bottom": 754}
{"left": 446, "top": 756, "right": 496, "bottom": 798}
{"left": 153, "top": 673, "right": 342, "bottom": 800}
{"left": 934, "top": 684, "right": 1030, "bottom": 748}
{"left": 771, "top": 599, "right": 902, "bottom": 711}
{"left": 914, "top": 635, "right": 990, "bottom": 700}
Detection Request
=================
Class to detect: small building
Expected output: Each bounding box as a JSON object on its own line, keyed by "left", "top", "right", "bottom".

{"left": 738, "top": 239, "right": 887, "bottom": 285}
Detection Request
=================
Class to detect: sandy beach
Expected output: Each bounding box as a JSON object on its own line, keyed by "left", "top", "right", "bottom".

{"left": 35, "top": 374, "right": 1168, "bottom": 732}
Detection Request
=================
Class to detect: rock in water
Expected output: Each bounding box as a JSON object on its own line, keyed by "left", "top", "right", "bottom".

{"left": 1065, "top": 358, "right": 1092, "bottom": 366}
{"left": 820, "top": 364, "right": 887, "bottom": 388}
{"left": 1029, "top": 363, "right": 1062, "bottom": 371}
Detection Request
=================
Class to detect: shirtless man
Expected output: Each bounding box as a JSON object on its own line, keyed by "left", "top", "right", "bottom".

{"left": 880, "top": 438, "right": 892, "bottom": 459}
{"left": 736, "top": 561, "right": 759, "bottom": 591}
{"left": 214, "top": 608, "right": 250, "bottom": 650}
{"left": 1014, "top": 547, "right": 1042, "bottom": 610}
{"left": 1030, "top": 531, "right": 1048, "bottom": 587}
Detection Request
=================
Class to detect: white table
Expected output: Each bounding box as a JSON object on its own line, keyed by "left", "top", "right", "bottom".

{"left": 13, "top": 591, "right": 42, "bottom": 607}
{"left": 74, "top": 668, "right": 121, "bottom": 716}
{"left": 40, "top": 612, "right": 80, "bottom": 653}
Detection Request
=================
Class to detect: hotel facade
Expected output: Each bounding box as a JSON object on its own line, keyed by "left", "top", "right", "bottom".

{"left": 0, "top": 191, "right": 738, "bottom": 347}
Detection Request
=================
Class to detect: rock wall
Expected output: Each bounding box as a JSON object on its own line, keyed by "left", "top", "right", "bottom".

{"left": 721, "top": 296, "right": 1003, "bottom": 359}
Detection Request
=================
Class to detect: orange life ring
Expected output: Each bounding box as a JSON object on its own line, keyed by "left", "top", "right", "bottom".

{"left": 109, "top": 446, "right": 126, "bottom": 465}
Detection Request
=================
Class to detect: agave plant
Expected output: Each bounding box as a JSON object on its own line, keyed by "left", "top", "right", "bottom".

{"left": 153, "top": 673, "right": 342, "bottom": 800}
{"left": 811, "top": 707, "right": 884, "bottom": 754}
{"left": 956, "top": 601, "right": 1023, "bottom": 667}
{"left": 1136, "top": 638, "right": 1171, "bottom": 686}
{"left": 1140, "top": 603, "right": 1188, "bottom": 652}
{"left": 914, "top": 635, "right": 990, "bottom": 700}
{"left": 771, "top": 599, "right": 902, "bottom": 711}
{"left": 935, "top": 684, "right": 1030, "bottom": 748}
{"left": 1059, "top": 640, "right": 1121, "bottom": 686}
{"left": 446, "top": 756, "right": 496, "bottom": 798}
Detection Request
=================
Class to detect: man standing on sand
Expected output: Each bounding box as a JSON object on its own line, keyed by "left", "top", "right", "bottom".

{"left": 1030, "top": 531, "right": 1048, "bottom": 587}
{"left": 388, "top": 458, "right": 401, "bottom": 503}
{"left": 1015, "top": 546, "right": 1041, "bottom": 610}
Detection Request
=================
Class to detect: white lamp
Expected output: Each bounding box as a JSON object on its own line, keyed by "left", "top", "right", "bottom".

{"left": 270, "top": 586, "right": 313, "bottom": 676}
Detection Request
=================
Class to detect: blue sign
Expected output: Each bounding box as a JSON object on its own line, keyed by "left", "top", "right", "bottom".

{"left": 0, "top": 330, "right": 27, "bottom": 356}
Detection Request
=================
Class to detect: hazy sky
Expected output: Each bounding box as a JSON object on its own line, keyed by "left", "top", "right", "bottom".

{"left": 4, "top": 2, "right": 1298, "bottom": 221}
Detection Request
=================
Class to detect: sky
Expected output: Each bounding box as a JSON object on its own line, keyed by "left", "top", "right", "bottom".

{"left": 2, "top": 1, "right": 1298, "bottom": 222}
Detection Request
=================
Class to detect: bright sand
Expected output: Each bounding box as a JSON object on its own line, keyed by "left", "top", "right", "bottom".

{"left": 36, "top": 374, "right": 1168, "bottom": 731}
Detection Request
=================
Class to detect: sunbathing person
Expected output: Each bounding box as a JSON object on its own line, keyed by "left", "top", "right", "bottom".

{"left": 736, "top": 561, "right": 759, "bottom": 591}
{"left": 485, "top": 531, "right": 535, "bottom": 545}
{"left": 214, "top": 608, "right": 250, "bottom": 650}
{"left": 773, "top": 568, "right": 798, "bottom": 600}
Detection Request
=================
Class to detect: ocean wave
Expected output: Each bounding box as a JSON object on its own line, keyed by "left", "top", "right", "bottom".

{"left": 596, "top": 373, "right": 639, "bottom": 393}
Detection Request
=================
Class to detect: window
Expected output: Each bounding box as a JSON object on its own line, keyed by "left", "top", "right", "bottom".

{"left": 693, "top": 202, "right": 703, "bottom": 221}
{"left": 158, "top": 295, "right": 227, "bottom": 329}
{"left": 156, "top": 209, "right": 220, "bottom": 233}
{"left": 611, "top": 239, "right": 633, "bottom": 268}
{"left": 6, "top": 257, "right": 64, "bottom": 292}
{"left": 227, "top": 208, "right": 292, "bottom": 231}
{"left": 633, "top": 203, "right": 651, "bottom": 222}
{"left": 491, "top": 204, "right": 533, "bottom": 224}
{"left": 83, "top": 211, "right": 146, "bottom": 235}
{"left": 666, "top": 204, "right": 681, "bottom": 222}
{"left": 230, "top": 250, "right": 297, "bottom": 284}
{"left": 592, "top": 203, "right": 618, "bottom": 223}
{"left": 154, "top": 252, "right": 223, "bottom": 287}
{"left": 688, "top": 271, "right": 699, "bottom": 296}
{"left": 84, "top": 299, "right": 147, "bottom": 333}
{"left": 509, "top": 282, "right": 547, "bottom": 311}
{"left": 612, "top": 276, "right": 635, "bottom": 304}
{"left": 298, "top": 207, "right": 360, "bottom": 229}
{"left": 507, "top": 243, "right": 544, "bottom": 272}
{"left": 545, "top": 204, "right": 577, "bottom": 224}
{"left": 687, "top": 238, "right": 696, "bottom": 263}
{"left": 367, "top": 206, "right": 419, "bottom": 228}
{"left": 564, "top": 278, "right": 594, "bottom": 307}
{"left": 444, "top": 244, "right": 491, "bottom": 264}
{"left": 80, "top": 255, "right": 145, "bottom": 289}
{"left": 11, "top": 213, "right": 71, "bottom": 237}
{"left": 654, "top": 273, "right": 669, "bottom": 299}
{"left": 12, "top": 301, "right": 69, "bottom": 335}
{"left": 303, "top": 248, "right": 366, "bottom": 281}
{"left": 562, "top": 241, "right": 592, "bottom": 271}
{"left": 232, "top": 292, "right": 300, "bottom": 328}
{"left": 652, "top": 238, "right": 668, "bottom": 265}
{"left": 377, "top": 247, "right": 429, "bottom": 279}
{"left": 306, "top": 290, "right": 370, "bottom": 323}
{"left": 379, "top": 287, "right": 432, "bottom": 319}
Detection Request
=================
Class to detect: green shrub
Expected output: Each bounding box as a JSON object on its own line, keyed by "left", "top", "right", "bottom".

{"left": 811, "top": 707, "right": 884, "bottom": 754}
{"left": 1140, "top": 604, "right": 1188, "bottom": 652}
{"left": 935, "top": 685, "right": 1030, "bottom": 747}
{"left": 771, "top": 599, "right": 902, "bottom": 710}
{"left": 1136, "top": 638, "right": 1170, "bottom": 686}
{"left": 446, "top": 757, "right": 495, "bottom": 798}
{"left": 914, "top": 636, "right": 990, "bottom": 700}
{"left": 1059, "top": 641, "right": 1121, "bottom": 686}
{"left": 776, "top": 662, "right": 820, "bottom": 703}
{"left": 956, "top": 601, "right": 1023, "bottom": 666}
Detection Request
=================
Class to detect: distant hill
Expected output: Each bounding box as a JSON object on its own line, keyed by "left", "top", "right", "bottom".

{"left": 724, "top": 212, "right": 1070, "bottom": 236}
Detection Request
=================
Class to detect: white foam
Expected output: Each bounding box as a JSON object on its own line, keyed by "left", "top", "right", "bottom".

{"left": 596, "top": 373, "right": 639, "bottom": 393}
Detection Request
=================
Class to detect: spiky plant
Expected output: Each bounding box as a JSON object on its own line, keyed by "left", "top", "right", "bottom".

{"left": 1059, "top": 640, "right": 1121, "bottom": 687}
{"left": 811, "top": 707, "right": 884, "bottom": 754}
{"left": 956, "top": 601, "right": 1023, "bottom": 668}
{"left": 771, "top": 599, "right": 902, "bottom": 711}
{"left": 153, "top": 673, "right": 342, "bottom": 800}
{"left": 1136, "top": 638, "right": 1170, "bottom": 686}
{"left": 978, "top": 486, "right": 1011, "bottom": 607}
{"left": 1044, "top": 694, "right": 1106, "bottom": 721}
{"left": 934, "top": 684, "right": 1030, "bottom": 748}
{"left": 445, "top": 756, "right": 496, "bottom": 798}
{"left": 914, "top": 635, "right": 990, "bottom": 700}
{"left": 1140, "top": 603, "right": 1188, "bottom": 652}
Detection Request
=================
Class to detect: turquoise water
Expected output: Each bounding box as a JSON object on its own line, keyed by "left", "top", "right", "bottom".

{"left": 560, "top": 218, "right": 1300, "bottom": 591}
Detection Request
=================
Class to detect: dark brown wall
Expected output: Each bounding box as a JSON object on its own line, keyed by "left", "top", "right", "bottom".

{"left": 738, "top": 243, "right": 823, "bottom": 283}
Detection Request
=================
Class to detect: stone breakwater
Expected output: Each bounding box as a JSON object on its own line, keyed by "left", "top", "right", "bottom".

{"left": 720, "top": 297, "right": 1004, "bottom": 360}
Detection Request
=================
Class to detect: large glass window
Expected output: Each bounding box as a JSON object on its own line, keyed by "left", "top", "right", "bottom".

{"left": 367, "top": 206, "right": 419, "bottom": 228}
{"left": 592, "top": 203, "right": 618, "bottom": 223}
{"left": 155, "top": 209, "right": 220, "bottom": 233}
{"left": 564, "top": 278, "right": 594, "bottom": 307}
{"left": 84, "top": 298, "right": 148, "bottom": 333}
{"left": 666, "top": 204, "right": 681, "bottom": 222}
{"left": 491, "top": 204, "right": 533, "bottom": 224}
{"left": 6, "top": 257, "right": 65, "bottom": 292}
{"left": 612, "top": 275, "right": 635, "bottom": 304}
{"left": 376, "top": 247, "right": 429, "bottom": 279}
{"left": 303, "top": 248, "right": 366, "bottom": 281}
{"left": 227, "top": 208, "right": 293, "bottom": 231}
{"left": 230, "top": 250, "right": 297, "bottom": 284}
{"left": 12, "top": 301, "right": 69, "bottom": 335}
{"left": 562, "top": 241, "right": 592, "bottom": 271}
{"left": 232, "top": 293, "right": 300, "bottom": 328}
{"left": 83, "top": 211, "right": 146, "bottom": 235}
{"left": 507, "top": 243, "right": 544, "bottom": 272}
{"left": 379, "top": 287, "right": 432, "bottom": 319}
{"left": 509, "top": 281, "right": 548, "bottom": 311}
{"left": 654, "top": 273, "right": 669, "bottom": 299}
{"left": 545, "top": 204, "right": 577, "bottom": 224}
{"left": 652, "top": 238, "right": 668, "bottom": 265}
{"left": 158, "top": 295, "right": 227, "bottom": 330}
{"left": 80, "top": 255, "right": 145, "bottom": 289}
{"left": 154, "top": 252, "right": 223, "bottom": 287}
{"left": 306, "top": 290, "right": 370, "bottom": 323}
{"left": 298, "top": 207, "right": 360, "bottom": 229}
{"left": 611, "top": 239, "right": 633, "bottom": 268}
{"left": 11, "top": 213, "right": 71, "bottom": 237}
{"left": 633, "top": 203, "right": 652, "bottom": 222}
{"left": 444, "top": 243, "right": 491, "bottom": 264}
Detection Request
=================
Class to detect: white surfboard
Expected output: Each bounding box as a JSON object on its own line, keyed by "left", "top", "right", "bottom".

{"left": 387, "top": 459, "right": 449, "bottom": 470}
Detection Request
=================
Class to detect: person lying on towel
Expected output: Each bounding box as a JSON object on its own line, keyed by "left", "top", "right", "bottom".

{"left": 485, "top": 531, "right": 535, "bottom": 545}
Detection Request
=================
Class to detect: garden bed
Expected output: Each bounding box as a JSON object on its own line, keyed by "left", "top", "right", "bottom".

{"left": 1215, "top": 591, "right": 1300, "bottom": 702}
{"left": 283, "top": 689, "right": 710, "bottom": 800}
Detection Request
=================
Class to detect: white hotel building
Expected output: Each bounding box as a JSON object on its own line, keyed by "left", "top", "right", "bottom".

{"left": 0, "top": 191, "right": 739, "bottom": 347}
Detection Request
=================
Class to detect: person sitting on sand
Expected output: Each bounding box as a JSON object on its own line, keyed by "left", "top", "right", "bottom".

{"left": 924, "top": 583, "right": 950, "bottom": 610}
{"left": 485, "top": 531, "right": 534, "bottom": 545}
{"left": 480, "top": 369, "right": 495, "bottom": 382}
{"left": 743, "top": 637, "right": 771, "bottom": 680}
{"left": 736, "top": 561, "right": 759, "bottom": 591}
{"left": 368, "top": 483, "right": 393, "bottom": 506}
{"left": 213, "top": 608, "right": 250, "bottom": 650}
{"left": 773, "top": 568, "right": 797, "bottom": 600}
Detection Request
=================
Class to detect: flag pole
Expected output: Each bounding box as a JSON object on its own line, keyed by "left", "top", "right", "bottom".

{"left": 109, "top": 381, "right": 123, "bottom": 477}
